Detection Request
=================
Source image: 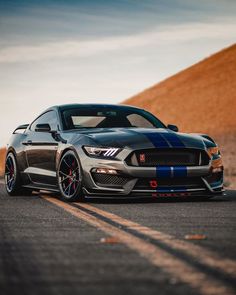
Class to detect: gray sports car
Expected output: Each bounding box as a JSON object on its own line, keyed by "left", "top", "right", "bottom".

{"left": 5, "top": 104, "right": 224, "bottom": 201}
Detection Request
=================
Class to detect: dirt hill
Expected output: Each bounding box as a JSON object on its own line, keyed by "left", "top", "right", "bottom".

{"left": 0, "top": 148, "right": 6, "bottom": 177}
{"left": 124, "top": 44, "right": 236, "bottom": 135}
{"left": 124, "top": 44, "right": 236, "bottom": 188}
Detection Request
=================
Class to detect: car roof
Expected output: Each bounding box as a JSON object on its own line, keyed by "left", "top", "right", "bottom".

{"left": 47, "top": 103, "right": 144, "bottom": 112}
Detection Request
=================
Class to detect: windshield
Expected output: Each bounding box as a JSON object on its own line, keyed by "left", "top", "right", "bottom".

{"left": 61, "top": 106, "right": 166, "bottom": 130}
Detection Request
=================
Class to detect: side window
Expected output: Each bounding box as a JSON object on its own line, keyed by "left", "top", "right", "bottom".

{"left": 127, "top": 114, "right": 154, "bottom": 128}
{"left": 30, "top": 111, "right": 58, "bottom": 131}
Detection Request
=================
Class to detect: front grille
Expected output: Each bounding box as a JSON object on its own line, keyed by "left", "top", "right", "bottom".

{"left": 92, "top": 173, "right": 130, "bottom": 188}
{"left": 126, "top": 148, "right": 209, "bottom": 167}
{"left": 134, "top": 177, "right": 203, "bottom": 190}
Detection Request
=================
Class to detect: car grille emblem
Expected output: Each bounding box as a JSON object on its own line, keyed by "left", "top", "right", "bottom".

{"left": 140, "top": 153, "right": 146, "bottom": 162}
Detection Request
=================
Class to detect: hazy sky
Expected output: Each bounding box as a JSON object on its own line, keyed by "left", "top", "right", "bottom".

{"left": 0, "top": 0, "right": 236, "bottom": 144}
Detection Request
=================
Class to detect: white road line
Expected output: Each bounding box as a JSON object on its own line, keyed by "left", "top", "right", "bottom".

{"left": 42, "top": 195, "right": 236, "bottom": 295}
{"left": 79, "top": 203, "right": 236, "bottom": 278}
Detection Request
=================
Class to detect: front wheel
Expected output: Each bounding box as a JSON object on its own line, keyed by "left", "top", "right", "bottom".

{"left": 57, "top": 150, "right": 85, "bottom": 202}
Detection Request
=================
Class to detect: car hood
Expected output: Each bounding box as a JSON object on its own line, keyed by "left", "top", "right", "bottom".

{"left": 69, "top": 128, "right": 214, "bottom": 150}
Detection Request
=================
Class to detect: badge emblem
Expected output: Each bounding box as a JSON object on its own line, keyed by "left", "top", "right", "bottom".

{"left": 140, "top": 153, "right": 145, "bottom": 163}
{"left": 150, "top": 180, "right": 158, "bottom": 188}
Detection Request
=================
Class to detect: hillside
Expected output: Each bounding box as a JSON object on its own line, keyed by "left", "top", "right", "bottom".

{"left": 0, "top": 148, "right": 6, "bottom": 177}
{"left": 124, "top": 44, "right": 236, "bottom": 188}
{"left": 124, "top": 44, "right": 236, "bottom": 135}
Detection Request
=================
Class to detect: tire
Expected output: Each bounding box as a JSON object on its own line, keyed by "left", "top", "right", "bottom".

{"left": 57, "top": 150, "right": 85, "bottom": 202}
{"left": 5, "top": 152, "right": 32, "bottom": 196}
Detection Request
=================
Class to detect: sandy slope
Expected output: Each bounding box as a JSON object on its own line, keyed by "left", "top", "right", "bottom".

{"left": 124, "top": 44, "right": 236, "bottom": 135}
{"left": 0, "top": 148, "right": 6, "bottom": 177}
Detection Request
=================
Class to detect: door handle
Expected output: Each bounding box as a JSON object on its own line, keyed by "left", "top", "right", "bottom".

{"left": 22, "top": 140, "right": 32, "bottom": 145}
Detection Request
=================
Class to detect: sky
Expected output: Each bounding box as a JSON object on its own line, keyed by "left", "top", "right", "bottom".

{"left": 0, "top": 0, "right": 236, "bottom": 145}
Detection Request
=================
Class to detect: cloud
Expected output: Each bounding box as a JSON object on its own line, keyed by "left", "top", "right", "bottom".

{"left": 0, "top": 21, "right": 235, "bottom": 63}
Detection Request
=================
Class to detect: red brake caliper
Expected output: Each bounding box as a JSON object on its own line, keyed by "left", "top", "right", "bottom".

{"left": 10, "top": 162, "right": 14, "bottom": 178}
{"left": 68, "top": 169, "right": 72, "bottom": 184}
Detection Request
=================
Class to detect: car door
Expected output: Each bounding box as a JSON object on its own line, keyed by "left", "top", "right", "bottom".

{"left": 24, "top": 110, "right": 59, "bottom": 185}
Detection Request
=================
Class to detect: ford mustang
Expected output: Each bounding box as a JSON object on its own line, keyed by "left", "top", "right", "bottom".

{"left": 5, "top": 104, "right": 224, "bottom": 201}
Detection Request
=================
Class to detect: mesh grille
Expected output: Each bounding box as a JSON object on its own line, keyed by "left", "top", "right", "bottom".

{"left": 126, "top": 149, "right": 209, "bottom": 167}
{"left": 92, "top": 173, "right": 130, "bottom": 187}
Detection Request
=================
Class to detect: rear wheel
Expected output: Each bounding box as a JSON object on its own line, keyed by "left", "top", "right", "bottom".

{"left": 5, "top": 152, "right": 32, "bottom": 196}
{"left": 57, "top": 150, "right": 85, "bottom": 202}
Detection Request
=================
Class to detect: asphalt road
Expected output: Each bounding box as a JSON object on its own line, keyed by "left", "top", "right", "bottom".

{"left": 0, "top": 182, "right": 235, "bottom": 295}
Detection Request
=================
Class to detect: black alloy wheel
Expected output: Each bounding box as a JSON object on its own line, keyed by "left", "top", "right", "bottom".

{"left": 58, "top": 150, "right": 84, "bottom": 202}
{"left": 5, "top": 153, "right": 16, "bottom": 193}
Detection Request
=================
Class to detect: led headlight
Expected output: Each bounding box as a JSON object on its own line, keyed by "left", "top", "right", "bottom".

{"left": 83, "top": 146, "right": 120, "bottom": 158}
{"left": 207, "top": 146, "right": 220, "bottom": 157}
{"left": 207, "top": 146, "right": 223, "bottom": 172}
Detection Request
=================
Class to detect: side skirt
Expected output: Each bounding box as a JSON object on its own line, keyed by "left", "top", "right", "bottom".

{"left": 22, "top": 183, "right": 60, "bottom": 193}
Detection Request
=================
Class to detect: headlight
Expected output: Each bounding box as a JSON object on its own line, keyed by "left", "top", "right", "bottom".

{"left": 207, "top": 146, "right": 223, "bottom": 171}
{"left": 83, "top": 146, "right": 120, "bottom": 158}
{"left": 207, "top": 146, "right": 219, "bottom": 157}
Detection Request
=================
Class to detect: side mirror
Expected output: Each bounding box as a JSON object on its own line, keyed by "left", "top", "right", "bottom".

{"left": 35, "top": 123, "right": 51, "bottom": 132}
{"left": 167, "top": 124, "right": 179, "bottom": 132}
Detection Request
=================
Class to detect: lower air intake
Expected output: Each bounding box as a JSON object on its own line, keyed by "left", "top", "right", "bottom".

{"left": 92, "top": 173, "right": 130, "bottom": 188}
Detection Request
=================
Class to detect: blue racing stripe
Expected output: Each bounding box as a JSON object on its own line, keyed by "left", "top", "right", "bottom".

{"left": 156, "top": 186, "right": 187, "bottom": 192}
{"left": 162, "top": 132, "right": 185, "bottom": 147}
{"left": 156, "top": 166, "right": 171, "bottom": 178}
{"left": 144, "top": 133, "right": 169, "bottom": 148}
{"left": 173, "top": 166, "right": 187, "bottom": 177}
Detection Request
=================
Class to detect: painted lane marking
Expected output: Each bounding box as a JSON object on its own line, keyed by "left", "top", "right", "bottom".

{"left": 77, "top": 203, "right": 236, "bottom": 280}
{"left": 42, "top": 195, "right": 236, "bottom": 295}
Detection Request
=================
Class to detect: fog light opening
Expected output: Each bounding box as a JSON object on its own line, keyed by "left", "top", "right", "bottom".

{"left": 95, "top": 168, "right": 118, "bottom": 175}
{"left": 212, "top": 167, "right": 223, "bottom": 173}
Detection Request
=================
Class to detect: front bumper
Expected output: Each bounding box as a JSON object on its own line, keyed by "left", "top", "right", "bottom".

{"left": 79, "top": 147, "right": 224, "bottom": 197}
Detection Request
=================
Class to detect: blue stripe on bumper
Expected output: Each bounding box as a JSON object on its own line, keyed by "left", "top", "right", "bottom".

{"left": 156, "top": 166, "right": 171, "bottom": 178}
{"left": 156, "top": 166, "right": 187, "bottom": 178}
{"left": 156, "top": 187, "right": 187, "bottom": 192}
{"left": 173, "top": 166, "right": 187, "bottom": 177}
